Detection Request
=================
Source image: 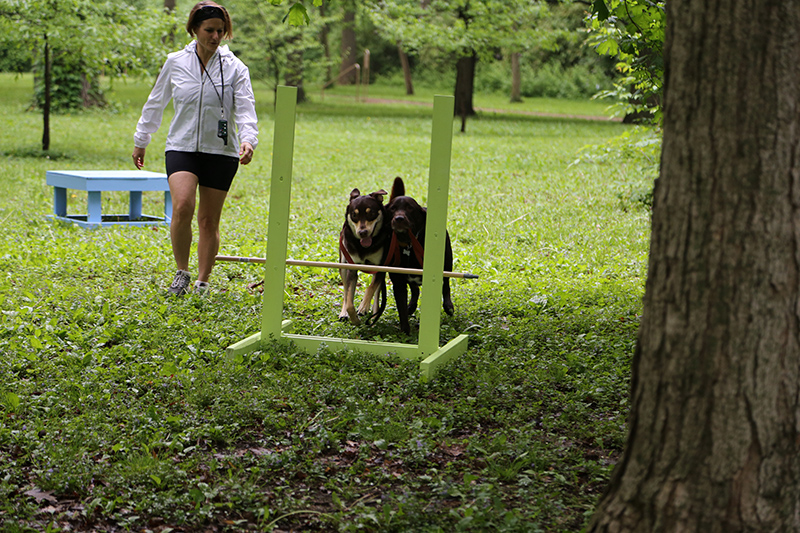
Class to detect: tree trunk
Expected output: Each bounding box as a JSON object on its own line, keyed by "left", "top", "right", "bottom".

{"left": 285, "top": 40, "right": 306, "bottom": 104}
{"left": 319, "top": 3, "right": 332, "bottom": 83}
{"left": 510, "top": 52, "right": 521, "bottom": 103}
{"left": 454, "top": 53, "right": 476, "bottom": 124}
{"left": 339, "top": 0, "right": 357, "bottom": 85}
{"left": 397, "top": 42, "right": 414, "bottom": 96}
{"left": 42, "top": 36, "right": 50, "bottom": 152}
{"left": 163, "top": 0, "right": 176, "bottom": 44}
{"left": 588, "top": 1, "right": 800, "bottom": 531}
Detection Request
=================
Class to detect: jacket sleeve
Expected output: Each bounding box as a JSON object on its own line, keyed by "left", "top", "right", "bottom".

{"left": 134, "top": 57, "right": 173, "bottom": 149}
{"left": 232, "top": 63, "right": 259, "bottom": 149}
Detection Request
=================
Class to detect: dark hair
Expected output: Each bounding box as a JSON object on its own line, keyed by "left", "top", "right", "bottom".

{"left": 186, "top": 1, "right": 233, "bottom": 39}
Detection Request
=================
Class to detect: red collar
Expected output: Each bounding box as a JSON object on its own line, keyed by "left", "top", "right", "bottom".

{"left": 384, "top": 231, "right": 424, "bottom": 268}
{"left": 339, "top": 232, "right": 355, "bottom": 264}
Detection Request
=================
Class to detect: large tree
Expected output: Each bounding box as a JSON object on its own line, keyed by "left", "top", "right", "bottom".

{"left": 587, "top": 0, "right": 800, "bottom": 530}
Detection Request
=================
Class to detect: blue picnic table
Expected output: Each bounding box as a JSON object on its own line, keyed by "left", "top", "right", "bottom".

{"left": 46, "top": 170, "right": 172, "bottom": 228}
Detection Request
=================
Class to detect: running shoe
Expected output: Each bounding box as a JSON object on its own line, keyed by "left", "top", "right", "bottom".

{"left": 168, "top": 270, "right": 191, "bottom": 296}
{"left": 193, "top": 280, "right": 210, "bottom": 296}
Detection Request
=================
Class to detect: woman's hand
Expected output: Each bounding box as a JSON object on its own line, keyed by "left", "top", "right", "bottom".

{"left": 132, "top": 147, "right": 146, "bottom": 169}
{"left": 239, "top": 142, "right": 254, "bottom": 165}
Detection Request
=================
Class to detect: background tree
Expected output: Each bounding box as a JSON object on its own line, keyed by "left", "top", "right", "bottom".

{"left": 338, "top": 0, "right": 358, "bottom": 84}
{"left": 586, "top": 0, "right": 665, "bottom": 124}
{"left": 0, "top": 0, "right": 173, "bottom": 151}
{"left": 588, "top": 0, "right": 800, "bottom": 530}
{"left": 229, "top": 0, "right": 331, "bottom": 103}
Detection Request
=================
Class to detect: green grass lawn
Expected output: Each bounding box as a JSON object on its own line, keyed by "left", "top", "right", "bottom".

{"left": 0, "top": 73, "right": 657, "bottom": 531}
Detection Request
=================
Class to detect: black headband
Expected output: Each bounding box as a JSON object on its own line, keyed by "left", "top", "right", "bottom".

{"left": 194, "top": 5, "right": 225, "bottom": 24}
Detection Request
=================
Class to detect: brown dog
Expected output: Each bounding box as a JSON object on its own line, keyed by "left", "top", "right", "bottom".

{"left": 338, "top": 188, "right": 390, "bottom": 325}
{"left": 384, "top": 177, "right": 454, "bottom": 333}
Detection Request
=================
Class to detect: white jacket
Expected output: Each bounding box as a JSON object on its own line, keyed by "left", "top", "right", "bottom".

{"left": 134, "top": 41, "right": 258, "bottom": 158}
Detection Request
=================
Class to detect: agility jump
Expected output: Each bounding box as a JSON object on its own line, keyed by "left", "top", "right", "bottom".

{"left": 223, "top": 85, "right": 469, "bottom": 380}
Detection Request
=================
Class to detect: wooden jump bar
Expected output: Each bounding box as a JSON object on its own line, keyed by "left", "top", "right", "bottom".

{"left": 215, "top": 255, "right": 479, "bottom": 279}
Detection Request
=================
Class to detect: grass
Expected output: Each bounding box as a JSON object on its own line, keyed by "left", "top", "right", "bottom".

{"left": 0, "top": 72, "right": 658, "bottom": 531}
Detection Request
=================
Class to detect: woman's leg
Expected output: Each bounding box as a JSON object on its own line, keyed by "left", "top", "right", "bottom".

{"left": 196, "top": 185, "right": 228, "bottom": 283}
{"left": 168, "top": 171, "right": 199, "bottom": 271}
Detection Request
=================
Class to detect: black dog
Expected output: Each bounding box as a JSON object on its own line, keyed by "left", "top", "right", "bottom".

{"left": 384, "top": 177, "right": 454, "bottom": 333}
{"left": 338, "top": 188, "right": 390, "bottom": 325}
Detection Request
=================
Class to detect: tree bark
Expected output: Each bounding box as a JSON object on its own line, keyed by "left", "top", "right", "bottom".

{"left": 454, "top": 53, "right": 476, "bottom": 123}
{"left": 319, "top": 3, "right": 332, "bottom": 83}
{"left": 339, "top": 0, "right": 357, "bottom": 85}
{"left": 42, "top": 36, "right": 50, "bottom": 152}
{"left": 397, "top": 42, "right": 414, "bottom": 95}
{"left": 163, "top": 0, "right": 176, "bottom": 44}
{"left": 588, "top": 1, "right": 800, "bottom": 531}
{"left": 510, "top": 52, "right": 521, "bottom": 103}
{"left": 285, "top": 35, "right": 306, "bottom": 103}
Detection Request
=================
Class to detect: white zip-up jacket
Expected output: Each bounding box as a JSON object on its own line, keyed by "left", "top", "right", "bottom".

{"left": 134, "top": 41, "right": 258, "bottom": 158}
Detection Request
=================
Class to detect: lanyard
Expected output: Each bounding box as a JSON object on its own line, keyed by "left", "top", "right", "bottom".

{"left": 196, "top": 49, "right": 224, "bottom": 118}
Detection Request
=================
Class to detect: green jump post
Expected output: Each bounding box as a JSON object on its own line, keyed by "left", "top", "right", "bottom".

{"left": 224, "top": 86, "right": 297, "bottom": 356}
{"left": 418, "top": 96, "right": 469, "bottom": 377}
{"left": 261, "top": 86, "right": 298, "bottom": 340}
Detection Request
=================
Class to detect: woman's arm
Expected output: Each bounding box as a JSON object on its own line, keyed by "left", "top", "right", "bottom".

{"left": 133, "top": 57, "right": 174, "bottom": 150}
{"left": 232, "top": 62, "right": 259, "bottom": 152}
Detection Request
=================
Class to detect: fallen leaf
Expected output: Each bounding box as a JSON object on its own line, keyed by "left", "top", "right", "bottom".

{"left": 24, "top": 488, "right": 57, "bottom": 503}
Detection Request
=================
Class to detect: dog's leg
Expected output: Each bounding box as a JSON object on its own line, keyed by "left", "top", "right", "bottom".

{"left": 357, "top": 273, "right": 379, "bottom": 316}
{"left": 339, "top": 269, "right": 361, "bottom": 325}
{"left": 369, "top": 276, "right": 388, "bottom": 324}
{"left": 408, "top": 282, "right": 420, "bottom": 315}
{"left": 390, "top": 274, "right": 411, "bottom": 333}
{"left": 359, "top": 272, "right": 386, "bottom": 320}
{"left": 442, "top": 232, "right": 455, "bottom": 315}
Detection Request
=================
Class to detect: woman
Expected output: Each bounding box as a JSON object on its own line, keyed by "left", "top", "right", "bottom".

{"left": 132, "top": 1, "right": 258, "bottom": 296}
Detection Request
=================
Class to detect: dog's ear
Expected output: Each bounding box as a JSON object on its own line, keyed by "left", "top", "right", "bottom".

{"left": 371, "top": 189, "right": 388, "bottom": 203}
{"left": 349, "top": 188, "right": 361, "bottom": 201}
{"left": 390, "top": 177, "right": 405, "bottom": 200}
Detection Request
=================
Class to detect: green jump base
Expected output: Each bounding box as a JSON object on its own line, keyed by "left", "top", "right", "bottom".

{"left": 226, "top": 320, "right": 468, "bottom": 381}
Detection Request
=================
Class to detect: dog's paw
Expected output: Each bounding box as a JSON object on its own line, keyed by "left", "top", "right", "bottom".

{"left": 443, "top": 301, "right": 455, "bottom": 316}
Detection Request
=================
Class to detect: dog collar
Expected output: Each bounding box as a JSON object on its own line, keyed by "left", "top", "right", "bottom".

{"left": 384, "top": 231, "right": 424, "bottom": 268}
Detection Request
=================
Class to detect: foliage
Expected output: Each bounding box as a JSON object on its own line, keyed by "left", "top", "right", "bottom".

{"left": 227, "top": 0, "right": 333, "bottom": 91}
{"left": 32, "top": 51, "right": 107, "bottom": 112}
{"left": 0, "top": 73, "right": 651, "bottom": 531}
{"left": 269, "top": 0, "right": 324, "bottom": 26}
{"left": 585, "top": 0, "right": 665, "bottom": 124}
{"left": 0, "top": 0, "right": 175, "bottom": 112}
{"left": 367, "top": 0, "right": 551, "bottom": 60}
{"left": 0, "top": 45, "right": 32, "bottom": 72}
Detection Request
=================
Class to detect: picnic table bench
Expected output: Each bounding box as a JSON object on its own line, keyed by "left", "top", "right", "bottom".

{"left": 46, "top": 170, "right": 172, "bottom": 228}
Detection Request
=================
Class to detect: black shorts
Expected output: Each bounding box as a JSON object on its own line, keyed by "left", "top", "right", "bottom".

{"left": 165, "top": 151, "right": 239, "bottom": 192}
